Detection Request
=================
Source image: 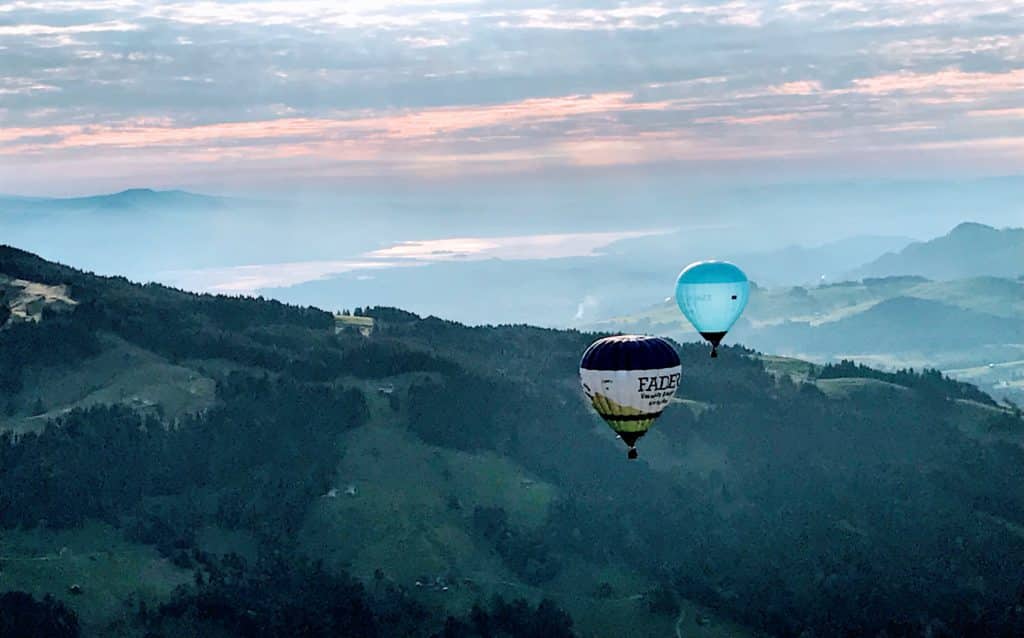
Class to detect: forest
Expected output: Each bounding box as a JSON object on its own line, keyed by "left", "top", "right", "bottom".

{"left": 2, "top": 245, "right": 1024, "bottom": 637}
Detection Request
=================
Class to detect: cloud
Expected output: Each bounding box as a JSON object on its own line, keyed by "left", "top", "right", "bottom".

{"left": 0, "top": 20, "right": 140, "bottom": 36}
{"left": 0, "top": 77, "right": 61, "bottom": 95}
{"left": 1, "top": 0, "right": 1023, "bottom": 189}
{"left": 0, "top": 91, "right": 676, "bottom": 155}
{"left": 766, "top": 81, "right": 825, "bottom": 95}
{"left": 694, "top": 112, "right": 825, "bottom": 126}
{"left": 843, "top": 68, "right": 1024, "bottom": 97}
{"left": 968, "top": 107, "right": 1024, "bottom": 118}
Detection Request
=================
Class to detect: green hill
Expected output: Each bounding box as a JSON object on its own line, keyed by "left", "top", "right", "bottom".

{"left": 756, "top": 296, "right": 1024, "bottom": 353}
{"left": 2, "top": 245, "right": 1024, "bottom": 637}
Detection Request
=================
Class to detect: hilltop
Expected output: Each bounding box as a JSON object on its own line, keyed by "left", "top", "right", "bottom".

{"left": 586, "top": 274, "right": 1024, "bottom": 404}
{"left": 850, "top": 222, "right": 1024, "bottom": 280}
{"left": 0, "top": 189, "right": 226, "bottom": 215}
{"left": 2, "top": 245, "right": 1024, "bottom": 637}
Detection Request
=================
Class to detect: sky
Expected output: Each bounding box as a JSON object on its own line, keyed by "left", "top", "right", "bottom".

{"left": 2, "top": 0, "right": 1024, "bottom": 195}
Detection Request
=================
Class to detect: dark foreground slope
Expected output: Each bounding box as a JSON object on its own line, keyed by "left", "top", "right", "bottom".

{"left": 2, "top": 245, "right": 1024, "bottom": 638}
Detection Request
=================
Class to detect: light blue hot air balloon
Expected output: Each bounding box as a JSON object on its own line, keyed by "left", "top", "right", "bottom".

{"left": 675, "top": 260, "right": 749, "bottom": 358}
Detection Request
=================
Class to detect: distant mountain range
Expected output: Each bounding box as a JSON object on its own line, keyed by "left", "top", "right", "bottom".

{"left": 850, "top": 222, "right": 1024, "bottom": 280}
{"left": 270, "top": 222, "right": 1019, "bottom": 327}
{"left": 726, "top": 234, "right": 915, "bottom": 286}
{"left": 0, "top": 188, "right": 226, "bottom": 215}
{"left": 263, "top": 232, "right": 914, "bottom": 326}
{"left": 0, "top": 188, "right": 291, "bottom": 283}
{"left": 585, "top": 273, "right": 1024, "bottom": 403}
{"left": 2, "top": 188, "right": 1020, "bottom": 336}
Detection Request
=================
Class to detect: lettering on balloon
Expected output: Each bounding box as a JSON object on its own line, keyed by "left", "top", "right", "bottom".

{"left": 636, "top": 373, "right": 681, "bottom": 407}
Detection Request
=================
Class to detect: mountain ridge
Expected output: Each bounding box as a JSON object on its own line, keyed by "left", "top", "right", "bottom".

{"left": 849, "top": 222, "right": 1024, "bottom": 280}
{"left": 0, "top": 188, "right": 226, "bottom": 213}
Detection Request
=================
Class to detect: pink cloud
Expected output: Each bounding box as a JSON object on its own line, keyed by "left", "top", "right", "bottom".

{"left": 912, "top": 136, "right": 1024, "bottom": 152}
{"left": 967, "top": 107, "right": 1024, "bottom": 118}
{"left": 844, "top": 68, "right": 1024, "bottom": 97}
{"left": 0, "top": 91, "right": 675, "bottom": 156}
{"left": 0, "top": 20, "right": 140, "bottom": 36}
{"left": 694, "top": 112, "right": 822, "bottom": 125}
{"left": 768, "top": 80, "right": 824, "bottom": 95}
{"left": 3, "top": 64, "right": 1021, "bottom": 185}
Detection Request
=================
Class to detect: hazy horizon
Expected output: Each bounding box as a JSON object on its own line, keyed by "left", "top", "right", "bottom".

{"left": 4, "top": 0, "right": 1023, "bottom": 309}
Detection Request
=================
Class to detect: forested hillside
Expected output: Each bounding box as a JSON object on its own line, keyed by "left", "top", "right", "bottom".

{"left": 2, "top": 245, "right": 1024, "bottom": 637}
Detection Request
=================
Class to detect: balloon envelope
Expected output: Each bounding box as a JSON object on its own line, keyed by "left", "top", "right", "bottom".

{"left": 579, "top": 335, "right": 681, "bottom": 458}
{"left": 674, "top": 261, "right": 749, "bottom": 349}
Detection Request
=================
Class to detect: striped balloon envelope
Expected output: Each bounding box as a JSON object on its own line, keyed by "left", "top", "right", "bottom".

{"left": 579, "top": 335, "right": 681, "bottom": 459}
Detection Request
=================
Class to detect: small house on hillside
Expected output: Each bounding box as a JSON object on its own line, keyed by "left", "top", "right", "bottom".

{"left": 334, "top": 314, "right": 375, "bottom": 337}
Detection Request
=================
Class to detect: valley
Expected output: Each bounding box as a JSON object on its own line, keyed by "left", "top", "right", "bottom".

{"left": 2, "top": 245, "right": 1024, "bottom": 636}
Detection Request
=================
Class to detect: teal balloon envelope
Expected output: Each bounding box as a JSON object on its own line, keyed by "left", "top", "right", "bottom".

{"left": 675, "top": 260, "right": 749, "bottom": 357}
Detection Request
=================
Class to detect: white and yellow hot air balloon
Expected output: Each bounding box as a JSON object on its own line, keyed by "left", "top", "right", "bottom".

{"left": 579, "top": 335, "right": 681, "bottom": 460}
